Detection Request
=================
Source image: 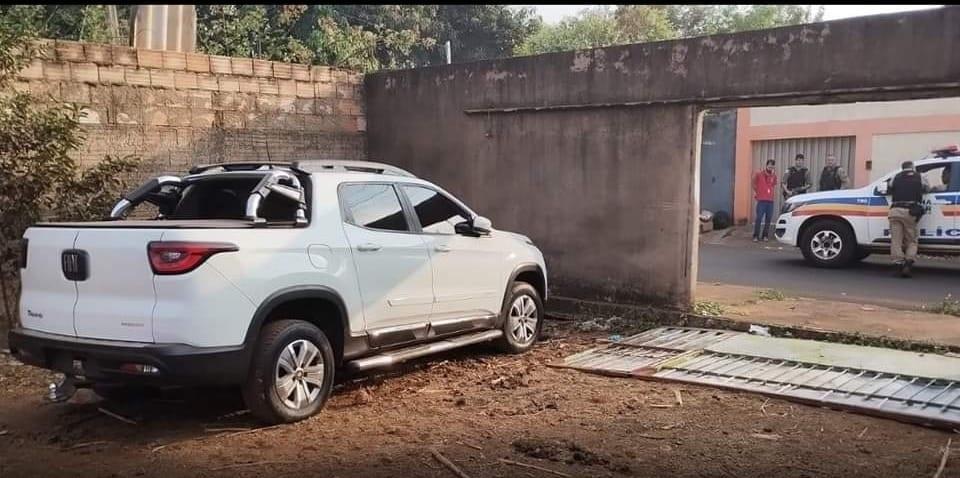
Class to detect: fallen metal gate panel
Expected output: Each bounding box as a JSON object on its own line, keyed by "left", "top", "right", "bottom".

{"left": 617, "top": 327, "right": 739, "bottom": 350}
{"left": 649, "top": 350, "right": 960, "bottom": 429}
{"left": 558, "top": 345, "right": 684, "bottom": 376}
{"left": 554, "top": 327, "right": 960, "bottom": 429}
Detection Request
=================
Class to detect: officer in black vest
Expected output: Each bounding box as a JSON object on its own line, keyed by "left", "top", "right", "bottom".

{"left": 819, "top": 153, "right": 849, "bottom": 191}
{"left": 887, "top": 160, "right": 928, "bottom": 278}
{"left": 782, "top": 153, "right": 811, "bottom": 204}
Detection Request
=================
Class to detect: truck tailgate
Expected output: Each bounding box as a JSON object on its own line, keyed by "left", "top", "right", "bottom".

{"left": 19, "top": 228, "right": 80, "bottom": 337}
{"left": 73, "top": 228, "right": 163, "bottom": 342}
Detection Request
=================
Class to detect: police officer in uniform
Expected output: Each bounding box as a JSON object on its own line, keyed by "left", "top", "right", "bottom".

{"left": 782, "top": 153, "right": 811, "bottom": 205}
{"left": 887, "top": 160, "right": 928, "bottom": 278}
{"left": 819, "top": 153, "right": 850, "bottom": 191}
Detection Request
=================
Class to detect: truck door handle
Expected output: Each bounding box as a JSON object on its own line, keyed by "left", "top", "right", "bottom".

{"left": 434, "top": 245, "right": 451, "bottom": 253}
{"left": 357, "top": 243, "right": 382, "bottom": 252}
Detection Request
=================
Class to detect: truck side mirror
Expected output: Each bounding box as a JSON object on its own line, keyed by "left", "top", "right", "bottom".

{"left": 472, "top": 216, "right": 492, "bottom": 234}
{"left": 455, "top": 216, "right": 492, "bottom": 237}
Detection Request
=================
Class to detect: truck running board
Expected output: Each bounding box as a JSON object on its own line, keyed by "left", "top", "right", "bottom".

{"left": 345, "top": 329, "right": 503, "bottom": 373}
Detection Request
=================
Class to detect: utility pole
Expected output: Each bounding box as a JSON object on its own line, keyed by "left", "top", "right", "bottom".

{"left": 445, "top": 40, "right": 451, "bottom": 65}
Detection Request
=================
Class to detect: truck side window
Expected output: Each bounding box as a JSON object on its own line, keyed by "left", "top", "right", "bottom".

{"left": 919, "top": 164, "right": 951, "bottom": 193}
{"left": 401, "top": 185, "right": 471, "bottom": 235}
{"left": 340, "top": 184, "right": 410, "bottom": 232}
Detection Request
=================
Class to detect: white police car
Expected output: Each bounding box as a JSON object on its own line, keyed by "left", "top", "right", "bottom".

{"left": 776, "top": 146, "right": 960, "bottom": 267}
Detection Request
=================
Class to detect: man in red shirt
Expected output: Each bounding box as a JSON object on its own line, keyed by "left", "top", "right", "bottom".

{"left": 752, "top": 159, "right": 778, "bottom": 242}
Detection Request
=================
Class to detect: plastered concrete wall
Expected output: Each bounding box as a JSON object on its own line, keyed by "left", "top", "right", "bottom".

{"left": 366, "top": 7, "right": 960, "bottom": 307}
{"left": 14, "top": 40, "right": 366, "bottom": 180}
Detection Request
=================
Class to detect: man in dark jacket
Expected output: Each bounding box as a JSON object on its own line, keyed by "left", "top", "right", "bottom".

{"left": 819, "top": 153, "right": 849, "bottom": 191}
{"left": 887, "top": 161, "right": 929, "bottom": 278}
{"left": 782, "top": 153, "right": 811, "bottom": 203}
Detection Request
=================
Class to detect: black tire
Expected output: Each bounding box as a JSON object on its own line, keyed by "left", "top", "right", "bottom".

{"left": 494, "top": 282, "right": 544, "bottom": 354}
{"left": 242, "top": 320, "right": 335, "bottom": 424}
{"left": 854, "top": 248, "right": 872, "bottom": 262}
{"left": 799, "top": 219, "right": 856, "bottom": 268}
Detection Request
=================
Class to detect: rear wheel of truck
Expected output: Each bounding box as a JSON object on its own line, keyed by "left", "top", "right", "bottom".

{"left": 242, "top": 320, "right": 335, "bottom": 424}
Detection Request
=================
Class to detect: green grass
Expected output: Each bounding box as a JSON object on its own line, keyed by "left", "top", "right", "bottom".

{"left": 928, "top": 294, "right": 960, "bottom": 317}
{"left": 757, "top": 289, "right": 786, "bottom": 301}
{"left": 693, "top": 300, "right": 727, "bottom": 317}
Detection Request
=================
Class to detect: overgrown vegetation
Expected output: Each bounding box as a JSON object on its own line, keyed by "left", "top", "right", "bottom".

{"left": 693, "top": 300, "right": 727, "bottom": 317}
{"left": 757, "top": 289, "right": 787, "bottom": 301}
{"left": 197, "top": 5, "right": 541, "bottom": 72}
{"left": 0, "top": 18, "right": 139, "bottom": 329}
{"left": 0, "top": 5, "right": 130, "bottom": 44}
{"left": 928, "top": 295, "right": 960, "bottom": 317}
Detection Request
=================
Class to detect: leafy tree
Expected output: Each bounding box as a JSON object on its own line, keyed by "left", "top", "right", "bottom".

{"left": 0, "top": 5, "right": 129, "bottom": 43}
{"left": 196, "top": 5, "right": 269, "bottom": 59}
{"left": 3, "top": 5, "right": 540, "bottom": 72}
{"left": 516, "top": 6, "right": 622, "bottom": 56}
{"left": 426, "top": 5, "right": 541, "bottom": 64}
{"left": 614, "top": 5, "right": 676, "bottom": 44}
{"left": 306, "top": 16, "right": 380, "bottom": 73}
{"left": 323, "top": 5, "right": 432, "bottom": 69}
{"left": 519, "top": 4, "right": 826, "bottom": 55}
{"left": 0, "top": 18, "right": 138, "bottom": 328}
{"left": 195, "top": 5, "right": 539, "bottom": 71}
{"left": 651, "top": 5, "right": 825, "bottom": 38}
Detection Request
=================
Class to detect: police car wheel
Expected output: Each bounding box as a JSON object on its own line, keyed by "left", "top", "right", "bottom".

{"left": 799, "top": 219, "right": 856, "bottom": 268}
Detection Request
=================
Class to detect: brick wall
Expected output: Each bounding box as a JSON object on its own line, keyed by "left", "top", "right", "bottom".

{"left": 13, "top": 40, "right": 366, "bottom": 179}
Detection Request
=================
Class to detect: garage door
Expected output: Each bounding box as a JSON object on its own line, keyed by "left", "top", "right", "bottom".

{"left": 750, "top": 136, "right": 856, "bottom": 223}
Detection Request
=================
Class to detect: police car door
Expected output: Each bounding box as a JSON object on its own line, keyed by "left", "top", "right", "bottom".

{"left": 936, "top": 160, "right": 960, "bottom": 246}
{"left": 917, "top": 162, "right": 957, "bottom": 247}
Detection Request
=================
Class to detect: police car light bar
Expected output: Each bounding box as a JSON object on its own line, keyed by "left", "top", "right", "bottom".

{"left": 932, "top": 144, "right": 959, "bottom": 158}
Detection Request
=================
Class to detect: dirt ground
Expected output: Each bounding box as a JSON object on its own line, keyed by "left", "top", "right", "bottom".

{"left": 0, "top": 319, "right": 956, "bottom": 478}
{"left": 697, "top": 282, "right": 960, "bottom": 348}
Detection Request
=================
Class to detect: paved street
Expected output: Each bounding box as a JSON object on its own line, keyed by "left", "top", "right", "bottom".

{"left": 697, "top": 239, "right": 960, "bottom": 308}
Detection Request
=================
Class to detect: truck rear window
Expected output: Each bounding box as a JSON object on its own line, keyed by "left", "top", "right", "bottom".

{"left": 167, "top": 177, "right": 300, "bottom": 221}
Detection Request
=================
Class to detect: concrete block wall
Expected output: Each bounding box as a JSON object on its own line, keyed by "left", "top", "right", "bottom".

{"left": 14, "top": 40, "right": 366, "bottom": 180}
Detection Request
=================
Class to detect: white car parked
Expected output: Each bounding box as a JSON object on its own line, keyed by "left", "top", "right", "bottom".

{"left": 10, "top": 161, "right": 548, "bottom": 423}
{"left": 776, "top": 146, "right": 960, "bottom": 267}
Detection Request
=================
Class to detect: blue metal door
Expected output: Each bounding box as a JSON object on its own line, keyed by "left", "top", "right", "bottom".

{"left": 699, "top": 109, "right": 737, "bottom": 216}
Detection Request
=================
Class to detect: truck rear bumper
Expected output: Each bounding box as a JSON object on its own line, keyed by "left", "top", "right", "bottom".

{"left": 8, "top": 328, "right": 249, "bottom": 386}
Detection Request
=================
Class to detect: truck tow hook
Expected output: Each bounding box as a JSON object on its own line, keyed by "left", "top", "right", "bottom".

{"left": 48, "top": 376, "right": 80, "bottom": 402}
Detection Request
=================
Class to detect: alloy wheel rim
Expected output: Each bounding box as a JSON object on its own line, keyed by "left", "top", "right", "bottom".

{"left": 509, "top": 295, "right": 539, "bottom": 344}
{"left": 811, "top": 230, "right": 843, "bottom": 261}
{"left": 274, "top": 339, "right": 325, "bottom": 410}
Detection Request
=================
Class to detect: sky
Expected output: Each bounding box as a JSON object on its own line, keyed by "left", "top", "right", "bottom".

{"left": 524, "top": 5, "right": 944, "bottom": 25}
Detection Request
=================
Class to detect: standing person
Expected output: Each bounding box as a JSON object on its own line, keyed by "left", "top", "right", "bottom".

{"left": 752, "top": 159, "right": 778, "bottom": 242}
{"left": 819, "top": 153, "right": 850, "bottom": 191}
{"left": 887, "top": 161, "right": 928, "bottom": 278}
{"left": 782, "top": 153, "right": 812, "bottom": 203}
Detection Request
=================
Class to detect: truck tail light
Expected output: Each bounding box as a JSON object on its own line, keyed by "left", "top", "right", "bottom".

{"left": 147, "top": 241, "right": 238, "bottom": 275}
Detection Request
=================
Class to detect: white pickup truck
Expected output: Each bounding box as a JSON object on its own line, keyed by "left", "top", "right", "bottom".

{"left": 776, "top": 146, "right": 960, "bottom": 267}
{"left": 9, "top": 161, "right": 548, "bottom": 423}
